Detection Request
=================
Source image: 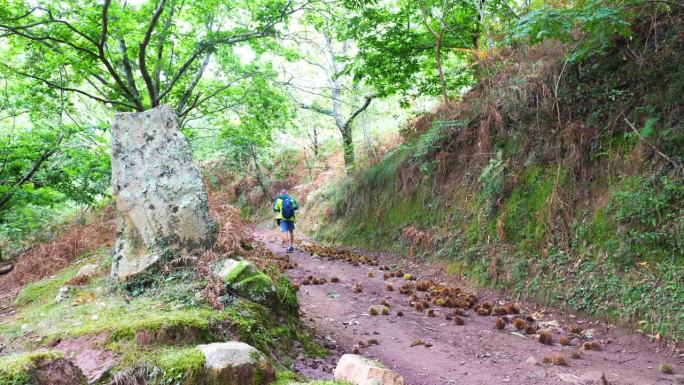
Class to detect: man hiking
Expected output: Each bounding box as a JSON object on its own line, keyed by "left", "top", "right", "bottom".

{"left": 273, "top": 189, "right": 300, "bottom": 253}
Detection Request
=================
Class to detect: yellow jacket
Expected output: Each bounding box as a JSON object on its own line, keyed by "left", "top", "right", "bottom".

{"left": 273, "top": 194, "right": 299, "bottom": 222}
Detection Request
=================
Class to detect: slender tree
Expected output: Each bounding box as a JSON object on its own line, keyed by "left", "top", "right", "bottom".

{"left": 292, "top": 4, "right": 375, "bottom": 166}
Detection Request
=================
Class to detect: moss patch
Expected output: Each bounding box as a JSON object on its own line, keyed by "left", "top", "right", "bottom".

{"left": 273, "top": 371, "right": 352, "bottom": 385}
{"left": 14, "top": 265, "right": 80, "bottom": 306}
{"left": 0, "top": 351, "right": 63, "bottom": 385}
{"left": 225, "top": 300, "right": 326, "bottom": 361}
{"left": 224, "top": 260, "right": 278, "bottom": 307}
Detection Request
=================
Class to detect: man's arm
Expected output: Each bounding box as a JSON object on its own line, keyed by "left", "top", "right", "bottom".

{"left": 273, "top": 199, "right": 280, "bottom": 212}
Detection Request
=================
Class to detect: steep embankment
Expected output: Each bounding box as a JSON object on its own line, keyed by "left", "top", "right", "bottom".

{"left": 305, "top": 8, "right": 684, "bottom": 343}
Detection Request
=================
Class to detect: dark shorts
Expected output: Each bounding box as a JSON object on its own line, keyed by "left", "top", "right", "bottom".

{"left": 280, "top": 220, "right": 295, "bottom": 232}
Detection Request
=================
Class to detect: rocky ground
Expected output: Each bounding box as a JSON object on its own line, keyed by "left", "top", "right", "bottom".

{"left": 256, "top": 229, "right": 684, "bottom": 385}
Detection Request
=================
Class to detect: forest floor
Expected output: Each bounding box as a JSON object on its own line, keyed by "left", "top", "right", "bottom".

{"left": 256, "top": 228, "right": 684, "bottom": 385}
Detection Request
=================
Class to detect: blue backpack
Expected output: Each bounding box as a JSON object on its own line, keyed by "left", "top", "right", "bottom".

{"left": 281, "top": 197, "right": 295, "bottom": 220}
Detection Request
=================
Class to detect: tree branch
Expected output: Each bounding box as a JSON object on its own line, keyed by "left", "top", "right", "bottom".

{"left": 0, "top": 23, "right": 99, "bottom": 57}
{"left": 176, "top": 51, "right": 211, "bottom": 114}
{"left": 98, "top": 0, "right": 143, "bottom": 110}
{"left": 153, "top": 0, "right": 177, "bottom": 96}
{"left": 42, "top": 7, "right": 99, "bottom": 45}
{"left": 343, "top": 95, "right": 374, "bottom": 132}
{"left": 0, "top": 144, "right": 59, "bottom": 211}
{"left": 157, "top": 30, "right": 267, "bottom": 102}
{"left": 298, "top": 102, "right": 334, "bottom": 116}
{"left": 158, "top": 0, "right": 307, "bottom": 103}
{"left": 5, "top": 66, "right": 137, "bottom": 109}
{"left": 118, "top": 38, "right": 141, "bottom": 101}
{"left": 140, "top": 0, "right": 166, "bottom": 107}
{"left": 177, "top": 73, "right": 256, "bottom": 118}
{"left": 624, "top": 118, "right": 684, "bottom": 176}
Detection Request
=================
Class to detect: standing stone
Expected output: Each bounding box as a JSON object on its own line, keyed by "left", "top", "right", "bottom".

{"left": 110, "top": 105, "right": 216, "bottom": 280}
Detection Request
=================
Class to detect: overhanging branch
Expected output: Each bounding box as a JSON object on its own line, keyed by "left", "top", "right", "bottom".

{"left": 5, "top": 66, "right": 137, "bottom": 109}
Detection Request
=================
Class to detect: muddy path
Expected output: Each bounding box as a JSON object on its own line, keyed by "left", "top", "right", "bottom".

{"left": 255, "top": 229, "right": 683, "bottom": 385}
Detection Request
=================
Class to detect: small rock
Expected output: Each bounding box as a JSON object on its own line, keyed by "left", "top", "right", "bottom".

{"left": 525, "top": 356, "right": 538, "bottom": 365}
{"left": 0, "top": 263, "right": 13, "bottom": 275}
{"left": 556, "top": 372, "right": 587, "bottom": 384}
{"left": 55, "top": 286, "right": 70, "bottom": 303}
{"left": 74, "top": 264, "right": 99, "bottom": 280}
{"left": 581, "top": 371, "right": 607, "bottom": 383}
{"left": 20, "top": 323, "right": 32, "bottom": 334}
{"left": 334, "top": 354, "right": 405, "bottom": 385}
{"left": 198, "top": 342, "right": 275, "bottom": 385}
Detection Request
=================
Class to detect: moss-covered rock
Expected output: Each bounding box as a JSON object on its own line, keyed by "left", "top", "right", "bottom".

{"left": 0, "top": 351, "right": 87, "bottom": 385}
{"left": 220, "top": 260, "right": 278, "bottom": 307}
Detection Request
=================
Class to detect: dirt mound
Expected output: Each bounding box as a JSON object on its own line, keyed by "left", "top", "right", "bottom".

{"left": 29, "top": 356, "right": 88, "bottom": 385}
{"left": 53, "top": 333, "right": 119, "bottom": 384}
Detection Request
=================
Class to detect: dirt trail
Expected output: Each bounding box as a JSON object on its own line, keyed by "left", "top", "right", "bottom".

{"left": 255, "top": 229, "right": 683, "bottom": 385}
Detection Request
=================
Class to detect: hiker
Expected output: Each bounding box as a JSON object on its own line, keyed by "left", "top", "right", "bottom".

{"left": 273, "top": 189, "right": 300, "bottom": 253}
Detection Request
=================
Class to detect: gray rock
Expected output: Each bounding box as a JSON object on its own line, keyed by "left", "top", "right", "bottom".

{"left": 55, "top": 286, "right": 70, "bottom": 303}
{"left": 20, "top": 323, "right": 32, "bottom": 333}
{"left": 334, "top": 354, "right": 405, "bottom": 385}
{"left": 0, "top": 263, "right": 13, "bottom": 275}
{"left": 74, "top": 264, "right": 99, "bottom": 281}
{"left": 197, "top": 342, "right": 275, "bottom": 385}
{"left": 556, "top": 372, "right": 588, "bottom": 384}
{"left": 215, "top": 259, "right": 241, "bottom": 278}
{"left": 110, "top": 105, "right": 216, "bottom": 280}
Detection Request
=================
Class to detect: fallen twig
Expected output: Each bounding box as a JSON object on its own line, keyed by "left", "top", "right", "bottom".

{"left": 624, "top": 118, "right": 684, "bottom": 176}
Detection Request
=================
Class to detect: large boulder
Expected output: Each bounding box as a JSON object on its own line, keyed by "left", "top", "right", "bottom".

{"left": 334, "top": 354, "right": 405, "bottom": 385}
{"left": 197, "top": 342, "right": 275, "bottom": 385}
{"left": 218, "top": 259, "right": 278, "bottom": 307}
{"left": 110, "top": 105, "right": 216, "bottom": 280}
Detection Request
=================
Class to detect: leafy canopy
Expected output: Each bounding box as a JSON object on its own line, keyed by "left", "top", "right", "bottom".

{"left": 0, "top": 0, "right": 306, "bottom": 115}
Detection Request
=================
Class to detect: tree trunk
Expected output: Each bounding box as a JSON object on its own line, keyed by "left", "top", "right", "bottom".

{"left": 435, "top": 31, "right": 448, "bottom": 102}
{"left": 312, "top": 126, "right": 319, "bottom": 157}
{"left": 341, "top": 128, "right": 354, "bottom": 166}
{"left": 249, "top": 144, "right": 272, "bottom": 199}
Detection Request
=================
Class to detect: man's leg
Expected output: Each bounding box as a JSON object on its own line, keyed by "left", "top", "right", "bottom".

{"left": 285, "top": 222, "right": 295, "bottom": 252}
{"left": 280, "top": 220, "right": 289, "bottom": 248}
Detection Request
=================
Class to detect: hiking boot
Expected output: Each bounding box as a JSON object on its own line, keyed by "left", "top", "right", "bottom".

{"left": 286, "top": 246, "right": 294, "bottom": 253}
